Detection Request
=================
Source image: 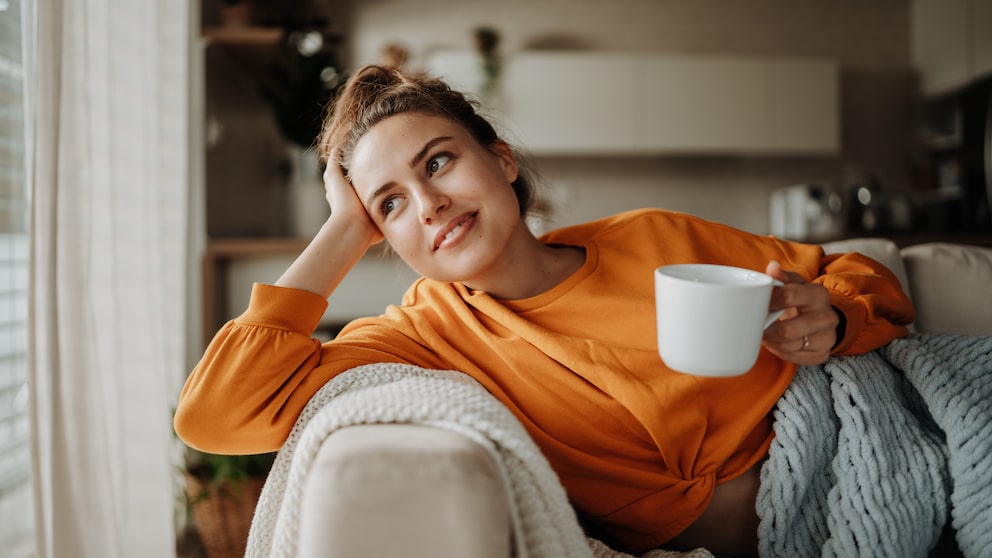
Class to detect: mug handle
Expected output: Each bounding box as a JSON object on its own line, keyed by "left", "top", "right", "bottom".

{"left": 763, "top": 279, "right": 785, "bottom": 329}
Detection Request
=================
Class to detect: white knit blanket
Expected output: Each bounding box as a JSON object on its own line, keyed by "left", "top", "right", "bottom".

{"left": 244, "top": 363, "right": 710, "bottom": 558}
{"left": 758, "top": 333, "right": 992, "bottom": 557}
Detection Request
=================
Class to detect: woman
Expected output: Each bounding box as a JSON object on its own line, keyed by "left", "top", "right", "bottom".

{"left": 174, "top": 65, "right": 914, "bottom": 557}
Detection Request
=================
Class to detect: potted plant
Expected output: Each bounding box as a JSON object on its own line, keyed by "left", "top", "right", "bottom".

{"left": 182, "top": 447, "right": 276, "bottom": 558}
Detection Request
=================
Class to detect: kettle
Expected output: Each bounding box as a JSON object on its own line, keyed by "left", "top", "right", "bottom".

{"left": 769, "top": 184, "right": 845, "bottom": 242}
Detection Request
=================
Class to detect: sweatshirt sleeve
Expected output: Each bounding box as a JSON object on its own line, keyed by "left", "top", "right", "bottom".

{"left": 173, "top": 283, "right": 334, "bottom": 454}
{"left": 812, "top": 250, "right": 915, "bottom": 355}
{"left": 174, "top": 281, "right": 447, "bottom": 455}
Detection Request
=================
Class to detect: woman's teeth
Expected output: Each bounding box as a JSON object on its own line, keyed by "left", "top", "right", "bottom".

{"left": 444, "top": 224, "right": 462, "bottom": 241}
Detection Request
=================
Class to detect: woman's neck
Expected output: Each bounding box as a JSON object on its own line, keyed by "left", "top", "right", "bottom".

{"left": 463, "top": 224, "right": 586, "bottom": 300}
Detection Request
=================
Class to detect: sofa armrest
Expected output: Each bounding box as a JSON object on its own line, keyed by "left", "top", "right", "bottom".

{"left": 900, "top": 243, "right": 992, "bottom": 336}
{"left": 298, "top": 424, "right": 512, "bottom": 558}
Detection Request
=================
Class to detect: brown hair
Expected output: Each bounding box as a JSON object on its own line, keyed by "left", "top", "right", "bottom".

{"left": 317, "top": 64, "right": 535, "bottom": 216}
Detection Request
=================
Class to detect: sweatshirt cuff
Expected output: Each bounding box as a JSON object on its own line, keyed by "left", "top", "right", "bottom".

{"left": 828, "top": 292, "right": 863, "bottom": 355}
{"left": 238, "top": 283, "right": 329, "bottom": 334}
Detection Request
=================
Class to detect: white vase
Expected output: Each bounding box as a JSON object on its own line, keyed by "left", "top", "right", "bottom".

{"left": 288, "top": 146, "right": 329, "bottom": 239}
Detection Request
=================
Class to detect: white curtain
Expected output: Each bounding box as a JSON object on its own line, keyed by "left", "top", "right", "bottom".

{"left": 25, "top": 0, "right": 189, "bottom": 556}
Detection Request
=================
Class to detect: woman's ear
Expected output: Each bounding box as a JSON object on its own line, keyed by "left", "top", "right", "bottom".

{"left": 490, "top": 140, "right": 519, "bottom": 183}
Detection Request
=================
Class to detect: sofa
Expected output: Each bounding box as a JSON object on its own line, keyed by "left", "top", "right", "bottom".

{"left": 285, "top": 239, "right": 992, "bottom": 558}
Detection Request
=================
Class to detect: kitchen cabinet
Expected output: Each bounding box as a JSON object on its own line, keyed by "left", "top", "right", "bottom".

{"left": 636, "top": 55, "right": 838, "bottom": 154}
{"left": 636, "top": 56, "right": 766, "bottom": 153}
{"left": 912, "top": 0, "right": 992, "bottom": 96}
{"left": 501, "top": 54, "right": 640, "bottom": 153}
{"left": 429, "top": 52, "right": 839, "bottom": 156}
{"left": 973, "top": 0, "right": 992, "bottom": 79}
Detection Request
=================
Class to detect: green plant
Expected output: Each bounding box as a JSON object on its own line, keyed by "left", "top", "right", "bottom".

{"left": 180, "top": 447, "right": 275, "bottom": 557}
{"left": 183, "top": 447, "right": 277, "bottom": 505}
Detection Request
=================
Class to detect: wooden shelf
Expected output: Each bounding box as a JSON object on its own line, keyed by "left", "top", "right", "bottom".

{"left": 205, "top": 237, "right": 394, "bottom": 258}
{"left": 202, "top": 26, "right": 283, "bottom": 46}
{"left": 205, "top": 237, "right": 309, "bottom": 257}
{"left": 201, "top": 238, "right": 394, "bottom": 349}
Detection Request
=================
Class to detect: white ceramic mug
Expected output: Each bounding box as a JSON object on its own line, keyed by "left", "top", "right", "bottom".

{"left": 654, "top": 264, "right": 783, "bottom": 377}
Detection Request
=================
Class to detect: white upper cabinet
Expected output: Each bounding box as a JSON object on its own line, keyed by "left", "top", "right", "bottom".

{"left": 636, "top": 55, "right": 767, "bottom": 153}
{"left": 912, "top": 0, "right": 969, "bottom": 95}
{"left": 427, "top": 51, "right": 839, "bottom": 156}
{"left": 912, "top": 0, "right": 992, "bottom": 96}
{"left": 501, "top": 53, "right": 641, "bottom": 154}
{"left": 972, "top": 0, "right": 992, "bottom": 80}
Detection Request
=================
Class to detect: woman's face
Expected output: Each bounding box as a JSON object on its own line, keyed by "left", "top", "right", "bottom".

{"left": 348, "top": 113, "right": 524, "bottom": 287}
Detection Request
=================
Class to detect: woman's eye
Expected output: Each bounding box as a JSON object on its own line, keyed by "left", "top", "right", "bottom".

{"left": 427, "top": 153, "right": 451, "bottom": 176}
{"left": 381, "top": 196, "right": 402, "bottom": 216}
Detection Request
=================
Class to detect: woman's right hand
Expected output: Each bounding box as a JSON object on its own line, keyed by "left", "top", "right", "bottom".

{"left": 274, "top": 151, "right": 384, "bottom": 298}
{"left": 323, "top": 150, "right": 384, "bottom": 247}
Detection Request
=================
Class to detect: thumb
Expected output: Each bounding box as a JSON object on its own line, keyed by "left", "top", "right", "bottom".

{"left": 765, "top": 260, "right": 806, "bottom": 285}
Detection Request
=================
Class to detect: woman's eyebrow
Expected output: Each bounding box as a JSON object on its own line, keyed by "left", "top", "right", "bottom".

{"left": 365, "top": 182, "right": 396, "bottom": 209}
{"left": 409, "top": 136, "right": 452, "bottom": 168}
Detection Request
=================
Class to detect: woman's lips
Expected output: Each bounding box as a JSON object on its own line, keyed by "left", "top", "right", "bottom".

{"left": 433, "top": 212, "right": 477, "bottom": 251}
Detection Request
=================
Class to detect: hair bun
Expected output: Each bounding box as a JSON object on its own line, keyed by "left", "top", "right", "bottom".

{"left": 351, "top": 64, "right": 402, "bottom": 88}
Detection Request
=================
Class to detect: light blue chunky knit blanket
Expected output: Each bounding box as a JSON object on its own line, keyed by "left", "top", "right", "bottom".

{"left": 757, "top": 333, "right": 992, "bottom": 558}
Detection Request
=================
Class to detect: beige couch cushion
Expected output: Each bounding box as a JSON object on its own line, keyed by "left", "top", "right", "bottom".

{"left": 297, "top": 424, "right": 512, "bottom": 558}
{"left": 900, "top": 243, "right": 992, "bottom": 336}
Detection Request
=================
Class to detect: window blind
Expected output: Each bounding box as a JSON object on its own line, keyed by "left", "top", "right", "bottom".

{"left": 0, "top": 0, "right": 34, "bottom": 556}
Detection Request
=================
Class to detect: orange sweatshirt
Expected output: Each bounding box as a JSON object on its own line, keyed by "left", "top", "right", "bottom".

{"left": 174, "top": 208, "right": 914, "bottom": 552}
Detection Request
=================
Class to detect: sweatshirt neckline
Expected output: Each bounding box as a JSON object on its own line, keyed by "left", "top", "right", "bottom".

{"left": 461, "top": 241, "right": 597, "bottom": 312}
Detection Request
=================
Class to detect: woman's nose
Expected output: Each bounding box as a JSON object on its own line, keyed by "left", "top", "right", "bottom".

{"left": 415, "top": 184, "right": 449, "bottom": 224}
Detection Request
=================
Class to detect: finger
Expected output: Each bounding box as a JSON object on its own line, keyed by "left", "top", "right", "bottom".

{"left": 763, "top": 325, "right": 835, "bottom": 363}
{"left": 322, "top": 149, "right": 348, "bottom": 186}
{"left": 322, "top": 149, "right": 360, "bottom": 210}
{"left": 765, "top": 260, "right": 805, "bottom": 284}
{"left": 770, "top": 282, "right": 831, "bottom": 316}
{"left": 762, "top": 262, "right": 838, "bottom": 365}
{"left": 764, "top": 302, "right": 838, "bottom": 344}
{"left": 766, "top": 261, "right": 817, "bottom": 314}
{"left": 762, "top": 306, "right": 838, "bottom": 365}
{"left": 763, "top": 338, "right": 831, "bottom": 366}
{"left": 319, "top": 148, "right": 385, "bottom": 245}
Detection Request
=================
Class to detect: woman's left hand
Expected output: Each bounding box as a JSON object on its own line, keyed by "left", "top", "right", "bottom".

{"left": 762, "top": 260, "right": 838, "bottom": 366}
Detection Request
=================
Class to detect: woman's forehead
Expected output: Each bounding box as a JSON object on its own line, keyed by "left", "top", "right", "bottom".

{"left": 352, "top": 114, "right": 468, "bottom": 167}
{"left": 362, "top": 112, "right": 465, "bottom": 145}
{"left": 347, "top": 114, "right": 467, "bottom": 190}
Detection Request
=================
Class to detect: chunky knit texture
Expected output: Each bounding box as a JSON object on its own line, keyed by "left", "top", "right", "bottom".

{"left": 758, "top": 333, "right": 992, "bottom": 557}
{"left": 245, "top": 363, "right": 709, "bottom": 558}
{"left": 245, "top": 333, "right": 990, "bottom": 558}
